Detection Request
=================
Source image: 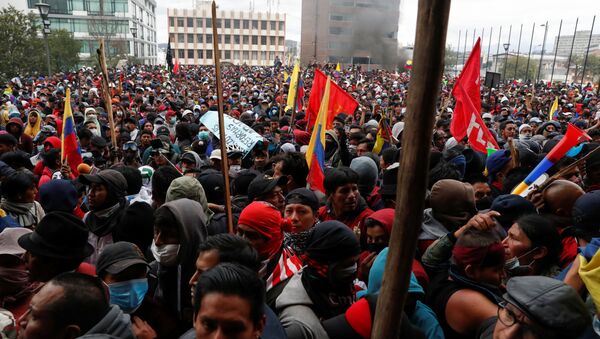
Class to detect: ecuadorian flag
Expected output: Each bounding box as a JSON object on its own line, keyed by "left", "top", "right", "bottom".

{"left": 61, "top": 88, "right": 82, "bottom": 175}
{"left": 550, "top": 97, "right": 559, "bottom": 120}
{"left": 306, "top": 76, "right": 331, "bottom": 193}
{"left": 372, "top": 118, "right": 393, "bottom": 155}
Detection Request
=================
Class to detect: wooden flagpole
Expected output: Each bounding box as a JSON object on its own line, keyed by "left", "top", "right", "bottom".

{"left": 371, "top": 0, "right": 451, "bottom": 337}
{"left": 211, "top": 1, "right": 234, "bottom": 234}
{"left": 96, "top": 39, "right": 117, "bottom": 150}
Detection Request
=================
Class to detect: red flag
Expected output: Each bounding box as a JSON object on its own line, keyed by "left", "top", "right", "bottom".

{"left": 450, "top": 38, "right": 499, "bottom": 153}
{"left": 173, "top": 58, "right": 180, "bottom": 75}
{"left": 306, "top": 69, "right": 358, "bottom": 129}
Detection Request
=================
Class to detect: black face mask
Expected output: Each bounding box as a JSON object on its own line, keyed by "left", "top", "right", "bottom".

{"left": 476, "top": 196, "right": 493, "bottom": 211}
{"left": 367, "top": 242, "right": 387, "bottom": 254}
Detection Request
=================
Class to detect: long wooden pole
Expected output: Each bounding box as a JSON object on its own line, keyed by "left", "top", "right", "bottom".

{"left": 211, "top": 1, "right": 234, "bottom": 234}
{"left": 371, "top": 0, "right": 450, "bottom": 337}
{"left": 96, "top": 39, "right": 117, "bottom": 150}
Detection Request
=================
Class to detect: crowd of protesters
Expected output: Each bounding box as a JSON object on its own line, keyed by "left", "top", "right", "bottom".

{"left": 0, "top": 60, "right": 599, "bottom": 339}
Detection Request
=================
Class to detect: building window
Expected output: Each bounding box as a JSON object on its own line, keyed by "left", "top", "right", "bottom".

{"left": 234, "top": 19, "right": 240, "bottom": 29}
{"left": 224, "top": 35, "right": 231, "bottom": 44}
{"left": 177, "top": 33, "right": 184, "bottom": 43}
{"left": 330, "top": 13, "right": 353, "bottom": 21}
{"left": 279, "top": 37, "right": 284, "bottom": 45}
{"left": 216, "top": 19, "right": 221, "bottom": 28}
{"left": 243, "top": 35, "right": 249, "bottom": 44}
{"left": 279, "top": 21, "right": 285, "bottom": 31}
{"left": 224, "top": 50, "right": 231, "bottom": 59}
{"left": 177, "top": 17, "right": 184, "bottom": 26}
{"left": 243, "top": 20, "right": 249, "bottom": 29}
{"left": 252, "top": 20, "right": 258, "bottom": 29}
{"left": 270, "top": 20, "right": 276, "bottom": 30}
{"left": 243, "top": 51, "right": 249, "bottom": 60}
{"left": 187, "top": 34, "right": 194, "bottom": 43}
{"left": 197, "top": 18, "right": 203, "bottom": 27}
{"left": 206, "top": 34, "right": 213, "bottom": 43}
{"left": 234, "top": 50, "right": 240, "bottom": 59}
{"left": 270, "top": 36, "right": 275, "bottom": 45}
{"left": 261, "top": 36, "right": 267, "bottom": 45}
{"left": 197, "top": 34, "right": 203, "bottom": 43}
{"left": 188, "top": 49, "right": 194, "bottom": 58}
{"left": 206, "top": 50, "right": 212, "bottom": 59}
{"left": 169, "top": 17, "right": 174, "bottom": 27}
{"left": 198, "top": 50, "right": 204, "bottom": 58}
{"left": 261, "top": 20, "right": 267, "bottom": 30}
{"left": 261, "top": 51, "right": 266, "bottom": 60}
{"left": 252, "top": 35, "right": 258, "bottom": 45}
{"left": 178, "top": 49, "right": 184, "bottom": 58}
{"left": 251, "top": 51, "right": 258, "bottom": 60}
{"left": 330, "top": 26, "right": 352, "bottom": 35}
{"left": 187, "top": 17, "right": 193, "bottom": 27}
{"left": 234, "top": 35, "right": 240, "bottom": 44}
{"left": 224, "top": 19, "right": 231, "bottom": 28}
{"left": 206, "top": 18, "right": 212, "bottom": 27}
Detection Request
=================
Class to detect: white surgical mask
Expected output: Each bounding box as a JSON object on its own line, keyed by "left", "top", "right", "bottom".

{"left": 150, "top": 240, "right": 180, "bottom": 267}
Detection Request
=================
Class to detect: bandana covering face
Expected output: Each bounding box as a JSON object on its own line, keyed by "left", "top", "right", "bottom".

{"left": 237, "top": 201, "right": 283, "bottom": 259}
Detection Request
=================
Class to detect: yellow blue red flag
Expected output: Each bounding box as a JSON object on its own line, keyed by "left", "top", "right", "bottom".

{"left": 306, "top": 77, "right": 331, "bottom": 193}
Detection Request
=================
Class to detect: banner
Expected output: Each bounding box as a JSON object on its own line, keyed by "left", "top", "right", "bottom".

{"left": 200, "top": 111, "right": 262, "bottom": 154}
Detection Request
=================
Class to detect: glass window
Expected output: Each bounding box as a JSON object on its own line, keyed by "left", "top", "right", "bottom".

{"left": 187, "top": 17, "right": 194, "bottom": 27}
{"left": 279, "top": 37, "right": 284, "bottom": 45}
{"left": 234, "top": 19, "right": 240, "bottom": 29}
{"left": 225, "top": 50, "right": 231, "bottom": 59}
{"left": 270, "top": 21, "right": 276, "bottom": 30}
{"left": 197, "top": 18, "right": 203, "bottom": 27}
{"left": 329, "top": 26, "right": 352, "bottom": 35}
{"left": 198, "top": 50, "right": 204, "bottom": 58}
{"left": 261, "top": 20, "right": 267, "bottom": 30}
{"left": 251, "top": 51, "right": 258, "bottom": 60}
{"left": 234, "top": 35, "right": 240, "bottom": 44}
{"left": 243, "top": 20, "right": 249, "bottom": 29}
{"left": 224, "top": 19, "right": 231, "bottom": 28}
{"left": 216, "top": 19, "right": 221, "bottom": 27}
{"left": 269, "top": 36, "right": 275, "bottom": 45}
{"left": 187, "top": 34, "right": 194, "bottom": 43}
{"left": 252, "top": 20, "right": 258, "bottom": 29}
{"left": 178, "top": 33, "right": 184, "bottom": 43}
{"left": 206, "top": 34, "right": 213, "bottom": 43}
{"left": 252, "top": 35, "right": 258, "bottom": 45}
{"left": 243, "top": 51, "right": 249, "bottom": 60}
{"left": 279, "top": 21, "right": 285, "bottom": 31}
{"left": 261, "top": 51, "right": 266, "bottom": 60}
{"left": 197, "top": 34, "right": 203, "bottom": 43}
{"left": 261, "top": 36, "right": 266, "bottom": 45}
{"left": 72, "top": 0, "right": 85, "bottom": 11}
{"left": 243, "top": 35, "right": 249, "bottom": 44}
{"left": 206, "top": 18, "right": 212, "bottom": 27}
{"left": 188, "top": 49, "right": 194, "bottom": 58}
{"left": 233, "top": 50, "right": 240, "bottom": 60}
{"left": 224, "top": 35, "right": 231, "bottom": 44}
{"left": 178, "top": 49, "right": 184, "bottom": 58}
{"left": 177, "top": 17, "right": 184, "bottom": 26}
{"left": 206, "top": 50, "right": 212, "bottom": 59}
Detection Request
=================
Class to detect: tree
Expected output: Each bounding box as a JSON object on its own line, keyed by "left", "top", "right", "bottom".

{"left": 0, "top": 6, "right": 44, "bottom": 80}
{"left": 444, "top": 46, "right": 459, "bottom": 73}
{"left": 504, "top": 56, "right": 538, "bottom": 82}
{"left": 47, "top": 29, "right": 81, "bottom": 73}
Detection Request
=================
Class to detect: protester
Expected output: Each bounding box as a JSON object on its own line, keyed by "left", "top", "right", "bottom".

{"left": 283, "top": 188, "right": 319, "bottom": 255}
{"left": 0, "top": 172, "right": 44, "bottom": 228}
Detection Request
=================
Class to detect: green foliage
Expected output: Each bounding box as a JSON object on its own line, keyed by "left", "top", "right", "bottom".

{"left": 0, "top": 6, "right": 43, "bottom": 79}
{"left": 0, "top": 7, "right": 80, "bottom": 80}
{"left": 504, "top": 56, "right": 538, "bottom": 82}
{"left": 47, "top": 29, "right": 81, "bottom": 73}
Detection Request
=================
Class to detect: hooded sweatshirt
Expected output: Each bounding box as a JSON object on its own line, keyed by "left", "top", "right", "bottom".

{"left": 77, "top": 305, "right": 135, "bottom": 339}
{"left": 152, "top": 199, "right": 207, "bottom": 326}
{"left": 165, "top": 176, "right": 214, "bottom": 222}
{"left": 6, "top": 118, "right": 33, "bottom": 154}
{"left": 23, "top": 110, "right": 42, "bottom": 138}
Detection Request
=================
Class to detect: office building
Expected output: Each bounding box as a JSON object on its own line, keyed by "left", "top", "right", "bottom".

{"left": 300, "top": 0, "right": 400, "bottom": 69}
{"left": 553, "top": 30, "right": 600, "bottom": 57}
{"left": 166, "top": 2, "right": 286, "bottom": 66}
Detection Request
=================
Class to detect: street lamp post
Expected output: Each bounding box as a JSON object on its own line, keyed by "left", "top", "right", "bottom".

{"left": 503, "top": 43, "right": 510, "bottom": 82}
{"left": 367, "top": 56, "right": 371, "bottom": 72}
{"left": 35, "top": 2, "right": 51, "bottom": 77}
{"left": 130, "top": 26, "right": 138, "bottom": 60}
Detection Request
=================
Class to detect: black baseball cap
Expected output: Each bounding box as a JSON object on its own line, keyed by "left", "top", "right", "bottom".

{"left": 285, "top": 188, "right": 319, "bottom": 212}
{"left": 96, "top": 241, "right": 148, "bottom": 276}
{"left": 248, "top": 175, "right": 287, "bottom": 202}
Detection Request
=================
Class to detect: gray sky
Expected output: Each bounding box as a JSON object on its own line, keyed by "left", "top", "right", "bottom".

{"left": 157, "top": 0, "right": 598, "bottom": 54}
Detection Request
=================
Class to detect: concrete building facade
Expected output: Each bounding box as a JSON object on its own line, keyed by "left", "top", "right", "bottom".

{"left": 300, "top": 0, "right": 400, "bottom": 69}
{"left": 0, "top": 0, "right": 159, "bottom": 64}
{"left": 553, "top": 30, "right": 600, "bottom": 57}
{"left": 167, "top": 2, "right": 286, "bottom": 66}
